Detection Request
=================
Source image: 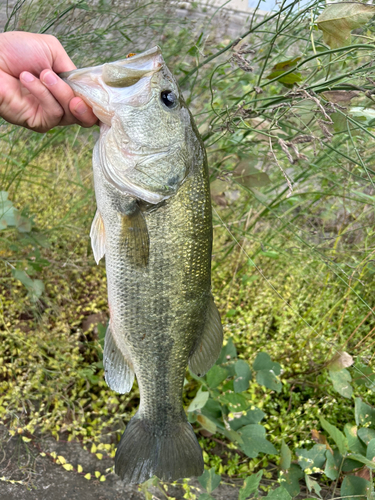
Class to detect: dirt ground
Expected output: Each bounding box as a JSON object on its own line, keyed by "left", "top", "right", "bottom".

{"left": 0, "top": 425, "right": 242, "bottom": 500}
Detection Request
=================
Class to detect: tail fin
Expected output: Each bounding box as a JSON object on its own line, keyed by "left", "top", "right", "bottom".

{"left": 115, "top": 416, "right": 204, "bottom": 484}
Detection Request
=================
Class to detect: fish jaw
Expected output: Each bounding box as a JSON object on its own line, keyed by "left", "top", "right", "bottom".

{"left": 60, "top": 46, "right": 164, "bottom": 124}
{"left": 61, "top": 47, "right": 193, "bottom": 204}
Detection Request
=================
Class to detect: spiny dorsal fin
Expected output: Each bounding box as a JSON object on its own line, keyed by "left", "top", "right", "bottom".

{"left": 90, "top": 210, "right": 106, "bottom": 264}
{"left": 120, "top": 205, "right": 149, "bottom": 268}
{"left": 189, "top": 294, "right": 223, "bottom": 377}
{"left": 104, "top": 325, "right": 135, "bottom": 394}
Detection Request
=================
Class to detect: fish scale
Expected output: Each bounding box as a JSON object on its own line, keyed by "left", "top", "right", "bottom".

{"left": 61, "top": 46, "right": 223, "bottom": 484}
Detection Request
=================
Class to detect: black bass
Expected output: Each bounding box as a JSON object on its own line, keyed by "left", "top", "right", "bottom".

{"left": 61, "top": 47, "right": 223, "bottom": 484}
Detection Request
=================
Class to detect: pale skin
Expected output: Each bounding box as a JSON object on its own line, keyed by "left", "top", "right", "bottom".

{"left": 0, "top": 31, "right": 97, "bottom": 133}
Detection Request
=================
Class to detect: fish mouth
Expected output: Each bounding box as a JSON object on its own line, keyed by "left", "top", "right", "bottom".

{"left": 59, "top": 46, "right": 164, "bottom": 124}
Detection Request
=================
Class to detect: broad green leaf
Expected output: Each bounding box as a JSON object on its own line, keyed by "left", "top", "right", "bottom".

{"left": 348, "top": 453, "right": 375, "bottom": 470}
{"left": 342, "top": 457, "right": 364, "bottom": 472}
{"left": 341, "top": 475, "right": 371, "bottom": 499}
{"left": 327, "top": 352, "right": 354, "bottom": 371}
{"left": 196, "top": 414, "right": 217, "bottom": 434}
{"left": 266, "top": 70, "right": 302, "bottom": 86}
{"left": 358, "top": 427, "right": 375, "bottom": 446}
{"left": 201, "top": 398, "right": 222, "bottom": 420}
{"left": 256, "top": 370, "right": 282, "bottom": 393}
{"left": 280, "top": 441, "right": 292, "bottom": 470}
{"left": 239, "top": 424, "right": 277, "bottom": 457}
{"left": 198, "top": 467, "right": 221, "bottom": 494}
{"left": 188, "top": 388, "right": 209, "bottom": 412}
{"left": 233, "top": 162, "right": 271, "bottom": 188}
{"left": 198, "top": 495, "right": 214, "bottom": 500}
{"left": 238, "top": 470, "right": 263, "bottom": 500}
{"left": 355, "top": 398, "right": 375, "bottom": 427}
{"left": 216, "top": 338, "right": 237, "bottom": 365}
{"left": 324, "top": 449, "right": 341, "bottom": 480}
{"left": 253, "top": 352, "right": 281, "bottom": 374}
{"left": 316, "top": 3, "right": 375, "bottom": 48}
{"left": 344, "top": 424, "right": 367, "bottom": 454}
{"left": 320, "top": 417, "right": 348, "bottom": 455}
{"left": 296, "top": 444, "right": 326, "bottom": 471}
{"left": 229, "top": 408, "right": 265, "bottom": 430}
{"left": 279, "top": 464, "right": 302, "bottom": 497}
{"left": 206, "top": 365, "right": 228, "bottom": 388}
{"left": 233, "top": 360, "right": 252, "bottom": 393}
{"left": 329, "top": 369, "right": 353, "bottom": 398}
{"left": 305, "top": 475, "right": 322, "bottom": 498}
{"left": 366, "top": 438, "right": 375, "bottom": 460}
{"left": 265, "top": 486, "right": 292, "bottom": 500}
{"left": 219, "top": 393, "right": 250, "bottom": 411}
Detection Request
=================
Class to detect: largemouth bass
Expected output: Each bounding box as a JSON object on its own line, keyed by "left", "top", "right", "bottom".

{"left": 61, "top": 47, "right": 223, "bottom": 484}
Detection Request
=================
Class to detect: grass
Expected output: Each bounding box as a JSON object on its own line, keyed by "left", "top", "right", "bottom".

{"left": 1, "top": 0, "right": 375, "bottom": 497}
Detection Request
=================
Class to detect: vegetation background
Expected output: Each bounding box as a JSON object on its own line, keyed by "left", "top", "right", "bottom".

{"left": 1, "top": 0, "right": 375, "bottom": 498}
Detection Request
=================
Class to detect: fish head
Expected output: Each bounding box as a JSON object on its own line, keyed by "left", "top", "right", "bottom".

{"left": 61, "top": 48, "right": 201, "bottom": 203}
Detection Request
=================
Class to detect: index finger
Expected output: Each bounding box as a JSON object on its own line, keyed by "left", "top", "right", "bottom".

{"left": 40, "top": 69, "right": 97, "bottom": 127}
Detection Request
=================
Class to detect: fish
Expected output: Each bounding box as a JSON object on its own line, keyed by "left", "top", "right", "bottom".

{"left": 60, "top": 46, "right": 223, "bottom": 484}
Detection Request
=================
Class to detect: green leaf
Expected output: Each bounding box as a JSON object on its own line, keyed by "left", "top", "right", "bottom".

{"left": 216, "top": 338, "right": 237, "bottom": 365}
{"left": 256, "top": 370, "right": 282, "bottom": 393}
{"left": 340, "top": 475, "right": 372, "bottom": 500}
{"left": 206, "top": 365, "right": 228, "bottom": 389}
{"left": 296, "top": 444, "right": 326, "bottom": 471}
{"left": 201, "top": 398, "right": 222, "bottom": 420}
{"left": 280, "top": 441, "right": 292, "bottom": 470}
{"left": 305, "top": 474, "right": 322, "bottom": 498}
{"left": 316, "top": 3, "right": 375, "bottom": 48}
{"left": 355, "top": 398, "right": 375, "bottom": 427}
{"left": 344, "top": 424, "right": 367, "bottom": 454}
{"left": 188, "top": 388, "right": 209, "bottom": 412}
{"left": 239, "top": 424, "right": 277, "bottom": 457}
{"left": 358, "top": 427, "right": 375, "bottom": 446}
{"left": 366, "top": 438, "right": 375, "bottom": 460}
{"left": 253, "top": 353, "right": 282, "bottom": 392}
{"left": 327, "top": 352, "right": 354, "bottom": 371}
{"left": 253, "top": 352, "right": 281, "bottom": 374}
{"left": 320, "top": 417, "right": 348, "bottom": 455}
{"left": 198, "top": 495, "right": 214, "bottom": 500}
{"left": 265, "top": 486, "right": 292, "bottom": 500}
{"left": 233, "top": 360, "right": 252, "bottom": 393}
{"left": 348, "top": 453, "right": 375, "bottom": 470}
{"left": 329, "top": 369, "right": 353, "bottom": 398}
{"left": 12, "top": 269, "right": 44, "bottom": 301}
{"left": 266, "top": 70, "right": 302, "bottom": 86}
{"left": 324, "top": 449, "right": 342, "bottom": 480}
{"left": 279, "top": 464, "right": 303, "bottom": 497}
{"left": 238, "top": 470, "right": 263, "bottom": 500}
{"left": 198, "top": 467, "right": 221, "bottom": 494}
{"left": 219, "top": 393, "right": 250, "bottom": 412}
{"left": 229, "top": 408, "right": 265, "bottom": 430}
{"left": 196, "top": 414, "right": 217, "bottom": 434}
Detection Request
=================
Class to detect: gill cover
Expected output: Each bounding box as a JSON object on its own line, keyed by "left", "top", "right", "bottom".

{"left": 60, "top": 47, "right": 191, "bottom": 204}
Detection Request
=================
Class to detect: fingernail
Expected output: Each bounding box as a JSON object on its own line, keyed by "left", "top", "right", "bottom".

{"left": 21, "top": 72, "right": 35, "bottom": 83}
{"left": 74, "top": 101, "right": 89, "bottom": 115}
{"left": 43, "top": 71, "right": 58, "bottom": 86}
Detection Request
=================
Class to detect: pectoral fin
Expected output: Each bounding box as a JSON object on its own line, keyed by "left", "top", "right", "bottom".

{"left": 104, "top": 325, "right": 135, "bottom": 394}
{"left": 121, "top": 204, "right": 149, "bottom": 268}
{"left": 189, "top": 294, "right": 223, "bottom": 377}
{"left": 90, "top": 210, "right": 106, "bottom": 264}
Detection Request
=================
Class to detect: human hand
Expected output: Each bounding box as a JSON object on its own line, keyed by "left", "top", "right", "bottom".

{"left": 0, "top": 31, "right": 98, "bottom": 133}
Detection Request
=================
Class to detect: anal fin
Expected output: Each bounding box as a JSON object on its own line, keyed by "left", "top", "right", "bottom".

{"left": 90, "top": 210, "right": 106, "bottom": 264}
{"left": 120, "top": 204, "right": 149, "bottom": 268}
{"left": 104, "top": 325, "right": 135, "bottom": 394}
{"left": 189, "top": 294, "right": 223, "bottom": 377}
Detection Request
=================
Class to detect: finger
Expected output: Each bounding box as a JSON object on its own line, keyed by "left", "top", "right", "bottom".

{"left": 20, "top": 71, "right": 63, "bottom": 131}
{"left": 69, "top": 96, "right": 98, "bottom": 128}
{"left": 40, "top": 69, "right": 96, "bottom": 127}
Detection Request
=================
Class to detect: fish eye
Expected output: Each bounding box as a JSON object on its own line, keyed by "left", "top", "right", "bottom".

{"left": 160, "top": 90, "right": 178, "bottom": 109}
